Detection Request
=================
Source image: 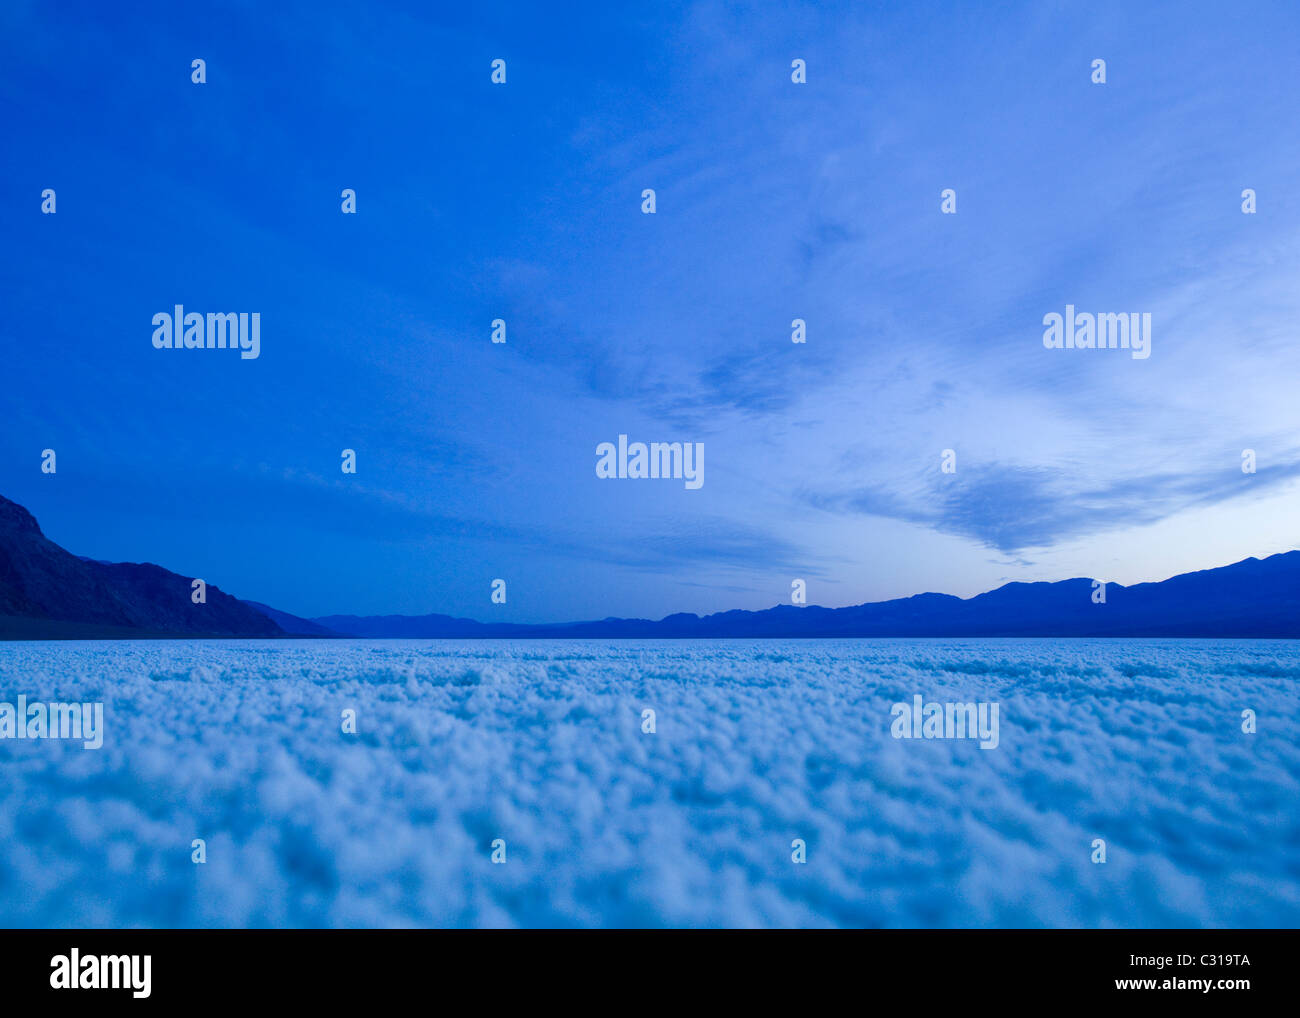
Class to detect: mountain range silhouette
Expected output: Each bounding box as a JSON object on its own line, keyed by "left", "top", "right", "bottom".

{"left": 3, "top": 493, "right": 1298, "bottom": 639}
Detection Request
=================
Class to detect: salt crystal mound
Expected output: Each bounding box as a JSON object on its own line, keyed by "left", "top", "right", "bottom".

{"left": 0, "top": 638, "right": 1296, "bottom": 928}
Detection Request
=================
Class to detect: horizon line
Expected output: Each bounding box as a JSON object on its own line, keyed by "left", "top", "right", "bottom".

{"left": 308, "top": 549, "right": 1299, "bottom": 628}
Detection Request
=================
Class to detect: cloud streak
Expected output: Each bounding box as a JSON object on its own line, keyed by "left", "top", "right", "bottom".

{"left": 810, "top": 458, "right": 1300, "bottom": 554}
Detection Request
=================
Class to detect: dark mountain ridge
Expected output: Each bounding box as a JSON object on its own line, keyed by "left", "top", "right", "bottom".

{"left": 0, "top": 494, "right": 284, "bottom": 638}
{"left": 315, "top": 552, "right": 1300, "bottom": 639}
{"left": 3, "top": 493, "right": 1298, "bottom": 639}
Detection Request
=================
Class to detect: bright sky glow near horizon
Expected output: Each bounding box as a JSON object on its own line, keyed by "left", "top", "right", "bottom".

{"left": 3, "top": 0, "right": 1300, "bottom": 623}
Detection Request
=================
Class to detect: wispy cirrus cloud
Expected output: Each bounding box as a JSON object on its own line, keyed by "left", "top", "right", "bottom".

{"left": 809, "top": 457, "right": 1300, "bottom": 554}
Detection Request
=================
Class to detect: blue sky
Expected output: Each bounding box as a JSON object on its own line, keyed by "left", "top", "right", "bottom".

{"left": 3, "top": 0, "right": 1300, "bottom": 622}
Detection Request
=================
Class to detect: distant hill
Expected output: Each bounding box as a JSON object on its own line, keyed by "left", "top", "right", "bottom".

{"left": 242, "top": 601, "right": 340, "bottom": 637}
{"left": 5, "top": 492, "right": 1299, "bottom": 640}
{"left": 0, "top": 494, "right": 284, "bottom": 639}
{"left": 313, "top": 553, "right": 1300, "bottom": 639}
{"left": 314, "top": 612, "right": 515, "bottom": 638}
